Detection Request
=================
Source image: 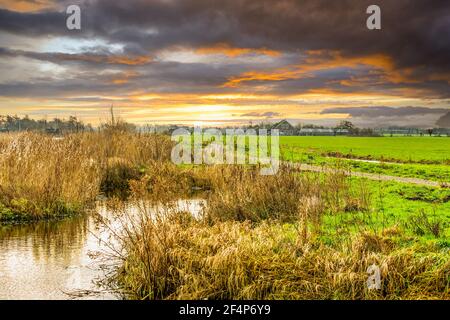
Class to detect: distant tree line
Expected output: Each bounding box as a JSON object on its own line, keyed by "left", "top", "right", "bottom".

{"left": 334, "top": 121, "right": 379, "bottom": 136}
{"left": 0, "top": 115, "right": 93, "bottom": 133}
{"left": 242, "top": 120, "right": 380, "bottom": 136}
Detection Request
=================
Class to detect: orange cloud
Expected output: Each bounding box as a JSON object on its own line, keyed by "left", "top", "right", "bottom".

{"left": 222, "top": 50, "right": 418, "bottom": 88}
{"left": 196, "top": 43, "right": 281, "bottom": 57}
{"left": 224, "top": 69, "right": 301, "bottom": 87}
{"left": 0, "top": 0, "right": 57, "bottom": 12}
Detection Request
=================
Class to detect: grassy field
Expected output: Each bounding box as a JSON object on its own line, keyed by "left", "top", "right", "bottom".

{"left": 280, "top": 136, "right": 450, "bottom": 182}
{"left": 280, "top": 136, "right": 450, "bottom": 163}
{"left": 321, "top": 177, "right": 450, "bottom": 244}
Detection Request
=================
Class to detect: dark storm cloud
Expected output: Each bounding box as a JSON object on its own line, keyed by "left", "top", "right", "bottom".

{"left": 0, "top": 58, "right": 240, "bottom": 97}
{"left": 321, "top": 106, "right": 449, "bottom": 118}
{"left": 0, "top": 80, "right": 115, "bottom": 97}
{"left": 0, "top": 47, "right": 152, "bottom": 66}
{"left": 0, "top": 7, "right": 66, "bottom": 36}
{"left": 1, "top": 0, "right": 449, "bottom": 72}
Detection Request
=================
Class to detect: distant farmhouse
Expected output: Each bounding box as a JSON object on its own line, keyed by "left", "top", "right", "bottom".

{"left": 298, "top": 128, "right": 349, "bottom": 136}
{"left": 269, "top": 120, "right": 349, "bottom": 136}
{"left": 270, "top": 120, "right": 295, "bottom": 136}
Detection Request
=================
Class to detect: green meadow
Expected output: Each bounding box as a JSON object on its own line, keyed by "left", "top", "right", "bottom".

{"left": 320, "top": 177, "right": 450, "bottom": 245}
{"left": 280, "top": 136, "right": 450, "bottom": 163}
{"left": 280, "top": 136, "right": 450, "bottom": 182}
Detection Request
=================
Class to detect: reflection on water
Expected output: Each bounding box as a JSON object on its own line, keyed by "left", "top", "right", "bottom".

{"left": 0, "top": 213, "right": 118, "bottom": 300}
{"left": 0, "top": 199, "right": 206, "bottom": 300}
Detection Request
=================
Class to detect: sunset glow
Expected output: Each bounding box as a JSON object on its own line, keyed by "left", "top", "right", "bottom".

{"left": 0, "top": 0, "right": 448, "bottom": 127}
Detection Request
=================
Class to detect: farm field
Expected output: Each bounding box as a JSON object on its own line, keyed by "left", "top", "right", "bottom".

{"left": 326, "top": 177, "right": 450, "bottom": 242}
{"left": 280, "top": 136, "right": 450, "bottom": 182}
{"left": 280, "top": 136, "right": 450, "bottom": 163}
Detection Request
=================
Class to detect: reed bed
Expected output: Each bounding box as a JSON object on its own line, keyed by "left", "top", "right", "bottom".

{"left": 111, "top": 210, "right": 449, "bottom": 300}
{"left": 105, "top": 164, "right": 449, "bottom": 300}
{"left": 202, "top": 164, "right": 370, "bottom": 223}
{"left": 0, "top": 131, "right": 172, "bottom": 222}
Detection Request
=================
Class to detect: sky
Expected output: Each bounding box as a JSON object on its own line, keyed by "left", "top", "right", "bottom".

{"left": 0, "top": 0, "right": 449, "bottom": 127}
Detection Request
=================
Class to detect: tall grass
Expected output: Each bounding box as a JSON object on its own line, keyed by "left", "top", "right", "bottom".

{"left": 111, "top": 210, "right": 449, "bottom": 300}
{"left": 103, "top": 163, "right": 449, "bottom": 300}
{"left": 203, "top": 164, "right": 369, "bottom": 223}
{"left": 0, "top": 131, "right": 172, "bottom": 222}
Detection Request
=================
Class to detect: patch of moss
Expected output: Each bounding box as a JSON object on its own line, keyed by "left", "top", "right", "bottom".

{"left": 0, "top": 198, "right": 83, "bottom": 224}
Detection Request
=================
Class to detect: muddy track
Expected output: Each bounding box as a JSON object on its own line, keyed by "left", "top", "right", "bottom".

{"left": 287, "top": 162, "right": 447, "bottom": 187}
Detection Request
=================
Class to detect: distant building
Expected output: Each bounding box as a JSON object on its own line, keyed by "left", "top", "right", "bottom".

{"left": 297, "top": 128, "right": 349, "bottom": 136}
{"left": 271, "top": 120, "right": 295, "bottom": 136}
{"left": 334, "top": 129, "right": 350, "bottom": 136}
{"left": 299, "top": 128, "right": 333, "bottom": 136}
{"left": 268, "top": 120, "right": 352, "bottom": 136}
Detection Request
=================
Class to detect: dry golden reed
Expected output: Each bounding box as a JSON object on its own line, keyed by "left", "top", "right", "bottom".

{"left": 0, "top": 131, "right": 172, "bottom": 221}
{"left": 113, "top": 213, "right": 449, "bottom": 300}
{"left": 106, "top": 164, "right": 448, "bottom": 300}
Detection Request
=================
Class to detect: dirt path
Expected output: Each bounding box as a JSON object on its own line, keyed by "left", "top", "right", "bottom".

{"left": 287, "top": 162, "right": 446, "bottom": 187}
{"left": 325, "top": 157, "right": 402, "bottom": 165}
